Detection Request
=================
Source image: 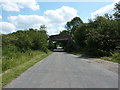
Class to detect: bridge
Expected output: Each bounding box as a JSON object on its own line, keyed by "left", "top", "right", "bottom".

{"left": 48, "top": 34, "right": 72, "bottom": 51}
{"left": 48, "top": 34, "right": 78, "bottom": 52}
{"left": 49, "top": 34, "right": 71, "bottom": 41}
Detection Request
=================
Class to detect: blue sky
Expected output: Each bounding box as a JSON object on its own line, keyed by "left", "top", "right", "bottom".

{"left": 2, "top": 2, "right": 112, "bottom": 22}
{"left": 0, "top": 0, "right": 119, "bottom": 35}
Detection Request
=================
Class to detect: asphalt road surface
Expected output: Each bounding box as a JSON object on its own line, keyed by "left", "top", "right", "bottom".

{"left": 5, "top": 52, "right": 118, "bottom": 88}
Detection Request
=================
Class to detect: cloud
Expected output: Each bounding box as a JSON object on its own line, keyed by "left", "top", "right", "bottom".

{"left": 47, "top": 26, "right": 65, "bottom": 35}
{"left": 18, "top": 0, "right": 40, "bottom": 11}
{"left": 0, "top": 0, "right": 39, "bottom": 11}
{"left": 91, "top": 0, "right": 119, "bottom": 19}
{"left": 44, "top": 6, "right": 78, "bottom": 24}
{"left": 47, "top": 28, "right": 59, "bottom": 35}
{"left": 58, "top": 26, "right": 65, "bottom": 32}
{"left": 8, "top": 15, "right": 47, "bottom": 29}
{"left": 7, "top": 6, "right": 78, "bottom": 35}
{"left": 0, "top": 15, "right": 2, "bottom": 20}
{"left": 0, "top": 22, "right": 16, "bottom": 34}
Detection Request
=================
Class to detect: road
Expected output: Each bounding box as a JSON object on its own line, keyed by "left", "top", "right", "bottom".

{"left": 5, "top": 52, "right": 118, "bottom": 88}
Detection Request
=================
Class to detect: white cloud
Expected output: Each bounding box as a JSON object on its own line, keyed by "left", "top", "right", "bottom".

{"left": 91, "top": 0, "right": 119, "bottom": 19}
{"left": 46, "top": 26, "right": 65, "bottom": 35}
{"left": 0, "top": 0, "right": 39, "bottom": 11}
{"left": 47, "top": 28, "right": 59, "bottom": 35}
{"left": 0, "top": 22, "right": 16, "bottom": 34}
{"left": 18, "top": 0, "right": 40, "bottom": 11}
{"left": 44, "top": 6, "right": 78, "bottom": 24}
{"left": 8, "top": 15, "right": 47, "bottom": 29}
{"left": 7, "top": 6, "right": 78, "bottom": 35}
{"left": 58, "top": 26, "right": 65, "bottom": 32}
{"left": 0, "top": 15, "right": 2, "bottom": 20}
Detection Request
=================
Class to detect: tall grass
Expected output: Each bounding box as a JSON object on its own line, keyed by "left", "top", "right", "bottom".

{"left": 2, "top": 50, "right": 46, "bottom": 72}
{"left": 2, "top": 50, "right": 52, "bottom": 87}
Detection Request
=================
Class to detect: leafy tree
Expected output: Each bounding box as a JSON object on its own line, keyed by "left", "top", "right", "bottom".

{"left": 73, "top": 15, "right": 120, "bottom": 57}
{"left": 48, "top": 40, "right": 54, "bottom": 50}
{"left": 40, "top": 25, "right": 47, "bottom": 31}
{"left": 65, "top": 17, "right": 83, "bottom": 34}
{"left": 2, "top": 25, "right": 48, "bottom": 54}
{"left": 74, "top": 24, "right": 87, "bottom": 48}
{"left": 60, "top": 30, "right": 69, "bottom": 34}
{"left": 114, "top": 1, "right": 120, "bottom": 20}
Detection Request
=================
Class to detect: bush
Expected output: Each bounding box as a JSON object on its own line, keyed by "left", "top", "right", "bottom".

{"left": 112, "top": 51, "right": 120, "bottom": 60}
{"left": 73, "top": 16, "right": 120, "bottom": 57}
{"left": 2, "top": 27, "right": 49, "bottom": 71}
{"left": 2, "top": 28, "right": 48, "bottom": 52}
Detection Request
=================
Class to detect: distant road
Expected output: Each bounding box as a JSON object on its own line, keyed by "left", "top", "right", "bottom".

{"left": 5, "top": 52, "right": 118, "bottom": 88}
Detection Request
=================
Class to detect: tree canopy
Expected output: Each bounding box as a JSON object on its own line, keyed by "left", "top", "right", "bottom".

{"left": 114, "top": 1, "right": 120, "bottom": 20}
{"left": 64, "top": 2, "right": 120, "bottom": 57}
{"left": 65, "top": 17, "right": 83, "bottom": 34}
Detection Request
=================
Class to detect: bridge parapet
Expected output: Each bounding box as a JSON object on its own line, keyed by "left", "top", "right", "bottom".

{"left": 49, "top": 34, "right": 71, "bottom": 41}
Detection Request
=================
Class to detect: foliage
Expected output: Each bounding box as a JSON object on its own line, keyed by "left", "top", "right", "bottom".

{"left": 114, "top": 1, "right": 120, "bottom": 20}
{"left": 2, "top": 50, "right": 40, "bottom": 72}
{"left": 65, "top": 17, "right": 83, "bottom": 34}
{"left": 2, "top": 28, "right": 48, "bottom": 53}
{"left": 100, "top": 51, "right": 120, "bottom": 63}
{"left": 48, "top": 40, "right": 55, "bottom": 50}
{"left": 2, "top": 50, "right": 52, "bottom": 87}
{"left": 2, "top": 26, "right": 49, "bottom": 72}
{"left": 66, "top": 3, "right": 120, "bottom": 58}
{"left": 39, "top": 25, "right": 47, "bottom": 31}
{"left": 112, "top": 51, "right": 120, "bottom": 61}
{"left": 60, "top": 30, "right": 69, "bottom": 34}
{"left": 59, "top": 17, "right": 84, "bottom": 51}
{"left": 73, "top": 16, "right": 120, "bottom": 57}
{"left": 74, "top": 24, "right": 87, "bottom": 48}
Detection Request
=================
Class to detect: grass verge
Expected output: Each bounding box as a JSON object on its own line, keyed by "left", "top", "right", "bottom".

{"left": 100, "top": 57, "right": 119, "bottom": 63}
{"left": 1, "top": 50, "right": 52, "bottom": 88}
{"left": 69, "top": 51, "right": 119, "bottom": 63}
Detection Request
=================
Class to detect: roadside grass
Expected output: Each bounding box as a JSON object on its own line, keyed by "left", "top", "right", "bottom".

{"left": 100, "top": 51, "right": 120, "bottom": 63}
{"left": 69, "top": 51, "right": 120, "bottom": 63}
{"left": 2, "top": 50, "right": 46, "bottom": 72}
{"left": 100, "top": 57, "right": 120, "bottom": 63}
{"left": 1, "top": 50, "right": 52, "bottom": 88}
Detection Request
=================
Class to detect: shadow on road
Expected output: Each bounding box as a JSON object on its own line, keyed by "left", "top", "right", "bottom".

{"left": 53, "top": 49, "right": 95, "bottom": 60}
{"left": 64, "top": 52, "right": 92, "bottom": 59}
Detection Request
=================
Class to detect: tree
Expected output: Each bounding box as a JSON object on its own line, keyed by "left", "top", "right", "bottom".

{"left": 74, "top": 24, "right": 87, "bottom": 48}
{"left": 60, "top": 30, "right": 69, "bottom": 34}
{"left": 73, "top": 15, "right": 120, "bottom": 56}
{"left": 104, "top": 13, "right": 112, "bottom": 20}
{"left": 40, "top": 25, "right": 47, "bottom": 31}
{"left": 114, "top": 1, "right": 120, "bottom": 20}
{"left": 65, "top": 17, "right": 83, "bottom": 34}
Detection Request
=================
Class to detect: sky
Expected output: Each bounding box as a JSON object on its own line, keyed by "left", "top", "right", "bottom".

{"left": 0, "top": 0, "right": 119, "bottom": 35}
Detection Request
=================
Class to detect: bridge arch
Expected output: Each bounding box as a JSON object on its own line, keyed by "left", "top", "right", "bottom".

{"left": 48, "top": 34, "right": 76, "bottom": 51}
